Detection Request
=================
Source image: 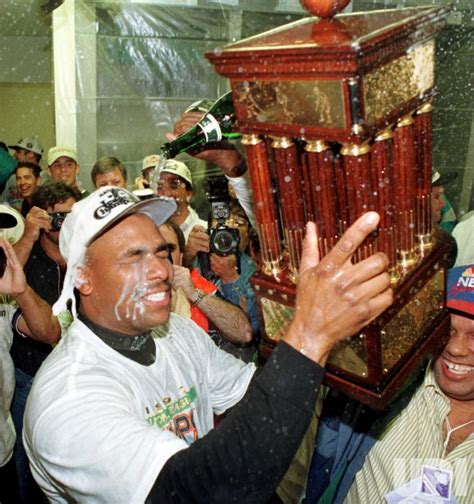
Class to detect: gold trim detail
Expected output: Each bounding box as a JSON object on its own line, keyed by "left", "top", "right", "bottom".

{"left": 389, "top": 266, "right": 401, "bottom": 286}
{"left": 304, "top": 140, "right": 329, "bottom": 152}
{"left": 241, "top": 134, "right": 263, "bottom": 145}
{"left": 262, "top": 261, "right": 284, "bottom": 276}
{"left": 271, "top": 136, "right": 294, "bottom": 149}
{"left": 416, "top": 101, "right": 433, "bottom": 115}
{"left": 397, "top": 113, "right": 415, "bottom": 128}
{"left": 375, "top": 127, "right": 394, "bottom": 142}
{"left": 397, "top": 249, "right": 418, "bottom": 268}
{"left": 417, "top": 233, "right": 434, "bottom": 258}
{"left": 340, "top": 141, "right": 371, "bottom": 156}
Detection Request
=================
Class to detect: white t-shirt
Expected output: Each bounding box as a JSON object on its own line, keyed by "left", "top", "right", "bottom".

{"left": 24, "top": 314, "right": 255, "bottom": 503}
{"left": 0, "top": 304, "right": 16, "bottom": 467}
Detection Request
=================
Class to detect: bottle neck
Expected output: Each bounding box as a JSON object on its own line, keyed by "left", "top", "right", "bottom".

{"left": 161, "top": 123, "right": 203, "bottom": 159}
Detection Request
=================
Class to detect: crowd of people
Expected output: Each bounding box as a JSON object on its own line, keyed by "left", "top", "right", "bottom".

{"left": 0, "top": 104, "right": 472, "bottom": 504}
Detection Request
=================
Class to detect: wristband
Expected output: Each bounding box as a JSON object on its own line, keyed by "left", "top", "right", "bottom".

{"left": 190, "top": 289, "right": 206, "bottom": 307}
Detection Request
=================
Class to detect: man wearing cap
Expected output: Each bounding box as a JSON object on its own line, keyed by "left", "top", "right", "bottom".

{"left": 23, "top": 186, "right": 392, "bottom": 502}
{"left": 136, "top": 153, "right": 160, "bottom": 191}
{"left": 8, "top": 137, "right": 43, "bottom": 165}
{"left": 432, "top": 170, "right": 458, "bottom": 233}
{"left": 47, "top": 145, "right": 89, "bottom": 197}
{"left": 1, "top": 137, "right": 44, "bottom": 209}
{"left": 304, "top": 265, "right": 473, "bottom": 504}
{"left": 156, "top": 158, "right": 207, "bottom": 241}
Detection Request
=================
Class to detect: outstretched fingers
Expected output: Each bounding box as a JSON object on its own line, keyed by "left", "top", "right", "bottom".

{"left": 319, "top": 212, "right": 380, "bottom": 271}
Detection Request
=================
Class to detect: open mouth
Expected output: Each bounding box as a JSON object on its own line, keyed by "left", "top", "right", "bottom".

{"left": 442, "top": 357, "right": 474, "bottom": 377}
{"left": 143, "top": 291, "right": 168, "bottom": 303}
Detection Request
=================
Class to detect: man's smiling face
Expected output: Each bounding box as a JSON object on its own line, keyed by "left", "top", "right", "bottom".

{"left": 434, "top": 313, "right": 474, "bottom": 402}
{"left": 81, "top": 213, "right": 174, "bottom": 335}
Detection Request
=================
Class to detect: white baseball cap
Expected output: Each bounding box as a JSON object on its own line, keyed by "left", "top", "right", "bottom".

{"left": 9, "top": 137, "right": 44, "bottom": 156}
{"left": 53, "top": 186, "right": 177, "bottom": 317}
{"left": 142, "top": 154, "right": 161, "bottom": 173}
{"left": 47, "top": 146, "right": 78, "bottom": 166}
{"left": 160, "top": 159, "right": 193, "bottom": 187}
{"left": 0, "top": 205, "right": 25, "bottom": 244}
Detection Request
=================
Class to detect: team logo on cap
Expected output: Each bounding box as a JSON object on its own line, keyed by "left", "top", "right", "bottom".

{"left": 93, "top": 187, "right": 136, "bottom": 219}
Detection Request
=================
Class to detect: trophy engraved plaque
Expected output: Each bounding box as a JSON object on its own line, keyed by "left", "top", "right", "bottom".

{"left": 206, "top": 3, "right": 454, "bottom": 409}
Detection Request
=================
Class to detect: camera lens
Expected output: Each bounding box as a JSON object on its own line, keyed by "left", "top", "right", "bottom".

{"left": 212, "top": 229, "right": 237, "bottom": 255}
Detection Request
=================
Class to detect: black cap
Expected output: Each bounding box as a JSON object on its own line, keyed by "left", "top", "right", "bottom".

{"left": 432, "top": 170, "right": 457, "bottom": 187}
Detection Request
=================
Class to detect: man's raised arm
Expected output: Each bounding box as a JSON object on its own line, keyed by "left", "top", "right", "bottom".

{"left": 0, "top": 239, "right": 60, "bottom": 344}
{"left": 148, "top": 212, "right": 393, "bottom": 503}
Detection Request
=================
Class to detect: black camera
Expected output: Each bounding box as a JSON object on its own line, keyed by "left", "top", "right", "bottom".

{"left": 49, "top": 211, "right": 69, "bottom": 232}
{"left": 206, "top": 176, "right": 240, "bottom": 257}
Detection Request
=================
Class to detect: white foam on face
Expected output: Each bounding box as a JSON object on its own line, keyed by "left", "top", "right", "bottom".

{"left": 113, "top": 262, "right": 150, "bottom": 322}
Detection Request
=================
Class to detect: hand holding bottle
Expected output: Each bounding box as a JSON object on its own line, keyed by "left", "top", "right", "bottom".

{"left": 164, "top": 92, "right": 247, "bottom": 178}
{"left": 166, "top": 111, "right": 246, "bottom": 178}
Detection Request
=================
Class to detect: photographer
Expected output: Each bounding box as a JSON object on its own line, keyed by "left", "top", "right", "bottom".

{"left": 197, "top": 178, "right": 260, "bottom": 361}
{"left": 9, "top": 181, "right": 80, "bottom": 504}
{"left": 159, "top": 220, "right": 252, "bottom": 349}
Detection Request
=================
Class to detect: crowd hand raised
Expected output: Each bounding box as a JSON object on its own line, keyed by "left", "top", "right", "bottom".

{"left": 167, "top": 111, "right": 245, "bottom": 177}
{"left": 134, "top": 176, "right": 150, "bottom": 190}
{"left": 182, "top": 225, "right": 209, "bottom": 267}
{"left": 285, "top": 212, "right": 393, "bottom": 366}
{"left": 24, "top": 206, "right": 52, "bottom": 242}
{"left": 172, "top": 265, "right": 197, "bottom": 300}
{"left": 0, "top": 238, "right": 27, "bottom": 296}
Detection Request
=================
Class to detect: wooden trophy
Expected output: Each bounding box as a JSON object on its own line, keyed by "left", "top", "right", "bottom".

{"left": 206, "top": 1, "right": 454, "bottom": 409}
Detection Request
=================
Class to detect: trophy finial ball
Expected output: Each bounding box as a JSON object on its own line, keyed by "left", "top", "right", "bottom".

{"left": 300, "top": 0, "right": 351, "bottom": 18}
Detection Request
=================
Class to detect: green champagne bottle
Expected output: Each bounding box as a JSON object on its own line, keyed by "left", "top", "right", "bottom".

{"left": 161, "top": 91, "right": 240, "bottom": 159}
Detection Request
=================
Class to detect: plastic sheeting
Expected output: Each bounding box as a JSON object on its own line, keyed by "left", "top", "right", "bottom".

{"left": 69, "top": 0, "right": 306, "bottom": 196}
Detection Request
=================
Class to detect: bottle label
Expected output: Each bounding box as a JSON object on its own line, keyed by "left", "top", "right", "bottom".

{"left": 198, "top": 115, "right": 222, "bottom": 143}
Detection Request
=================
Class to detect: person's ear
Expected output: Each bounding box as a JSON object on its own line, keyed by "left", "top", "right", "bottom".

{"left": 75, "top": 266, "right": 93, "bottom": 295}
